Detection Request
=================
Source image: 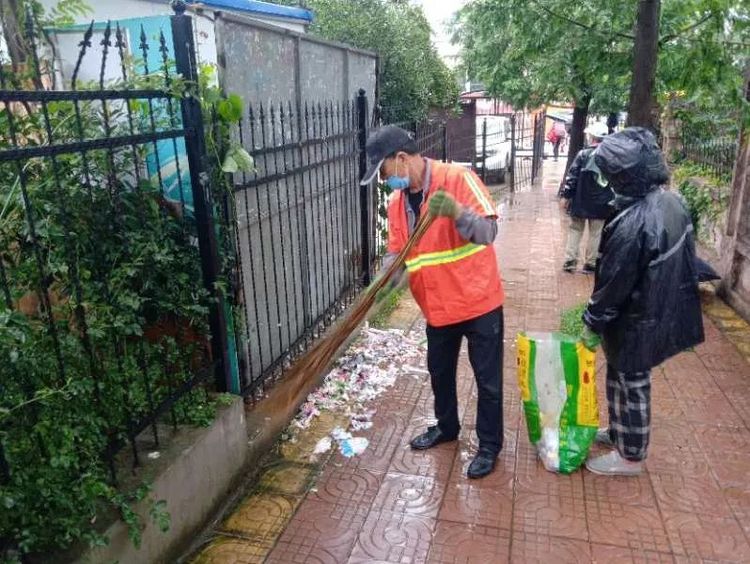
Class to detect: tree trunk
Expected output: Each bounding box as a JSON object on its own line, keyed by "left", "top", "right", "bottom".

{"left": 0, "top": 0, "right": 27, "bottom": 67}
{"left": 627, "top": 0, "right": 661, "bottom": 129}
{"left": 560, "top": 96, "right": 590, "bottom": 190}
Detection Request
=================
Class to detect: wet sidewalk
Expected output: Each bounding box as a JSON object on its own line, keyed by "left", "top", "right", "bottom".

{"left": 191, "top": 161, "right": 750, "bottom": 563}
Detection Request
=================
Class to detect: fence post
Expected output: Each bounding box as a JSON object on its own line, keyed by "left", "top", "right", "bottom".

{"left": 357, "top": 89, "right": 371, "bottom": 286}
{"left": 171, "top": 7, "right": 232, "bottom": 393}
{"left": 510, "top": 114, "right": 517, "bottom": 192}
{"left": 481, "top": 118, "right": 488, "bottom": 183}
{"left": 442, "top": 122, "right": 448, "bottom": 163}
{"left": 531, "top": 113, "right": 539, "bottom": 182}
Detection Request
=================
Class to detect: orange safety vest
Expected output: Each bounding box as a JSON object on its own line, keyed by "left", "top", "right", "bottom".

{"left": 387, "top": 160, "right": 505, "bottom": 327}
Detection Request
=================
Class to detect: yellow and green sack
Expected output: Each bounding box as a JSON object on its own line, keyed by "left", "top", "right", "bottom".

{"left": 517, "top": 332, "right": 598, "bottom": 474}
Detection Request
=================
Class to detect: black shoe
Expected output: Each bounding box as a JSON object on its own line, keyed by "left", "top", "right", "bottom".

{"left": 562, "top": 260, "right": 576, "bottom": 273}
{"left": 582, "top": 263, "right": 596, "bottom": 274}
{"left": 409, "top": 426, "right": 458, "bottom": 450}
{"left": 467, "top": 449, "right": 498, "bottom": 479}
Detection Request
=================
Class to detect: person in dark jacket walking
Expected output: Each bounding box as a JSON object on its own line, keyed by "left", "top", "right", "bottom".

{"left": 580, "top": 127, "right": 705, "bottom": 476}
{"left": 560, "top": 122, "right": 613, "bottom": 273}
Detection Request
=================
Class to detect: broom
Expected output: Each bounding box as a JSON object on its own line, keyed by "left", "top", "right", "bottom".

{"left": 262, "top": 211, "right": 436, "bottom": 411}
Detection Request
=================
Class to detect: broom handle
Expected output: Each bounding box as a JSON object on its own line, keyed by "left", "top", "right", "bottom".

{"left": 362, "top": 211, "right": 436, "bottom": 300}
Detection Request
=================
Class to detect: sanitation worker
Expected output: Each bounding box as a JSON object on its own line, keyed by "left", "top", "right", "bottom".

{"left": 361, "top": 125, "right": 504, "bottom": 479}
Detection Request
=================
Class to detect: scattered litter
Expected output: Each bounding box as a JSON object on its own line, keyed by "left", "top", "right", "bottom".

{"left": 283, "top": 326, "right": 426, "bottom": 458}
{"left": 147, "top": 451, "right": 161, "bottom": 460}
{"left": 291, "top": 327, "right": 425, "bottom": 433}
{"left": 340, "top": 437, "right": 369, "bottom": 457}
{"left": 330, "top": 426, "right": 369, "bottom": 457}
{"left": 313, "top": 437, "right": 333, "bottom": 455}
{"left": 350, "top": 409, "right": 376, "bottom": 431}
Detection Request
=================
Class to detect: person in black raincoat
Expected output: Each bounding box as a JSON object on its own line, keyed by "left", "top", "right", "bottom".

{"left": 580, "top": 127, "right": 705, "bottom": 476}
{"left": 560, "top": 122, "right": 614, "bottom": 273}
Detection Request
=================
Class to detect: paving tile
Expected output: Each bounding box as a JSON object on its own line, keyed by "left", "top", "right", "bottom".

{"left": 439, "top": 482, "right": 513, "bottom": 529}
{"left": 722, "top": 384, "right": 750, "bottom": 429}
{"left": 589, "top": 543, "right": 675, "bottom": 563}
{"left": 266, "top": 499, "right": 368, "bottom": 563}
{"left": 583, "top": 471, "right": 658, "bottom": 507}
{"left": 650, "top": 396, "right": 685, "bottom": 421}
{"left": 663, "top": 511, "right": 750, "bottom": 562}
{"left": 515, "top": 442, "right": 585, "bottom": 499}
{"left": 371, "top": 472, "right": 446, "bottom": 519}
{"left": 219, "top": 493, "right": 300, "bottom": 542}
{"left": 647, "top": 424, "right": 712, "bottom": 478}
{"left": 256, "top": 460, "right": 317, "bottom": 496}
{"left": 191, "top": 535, "right": 270, "bottom": 564}
{"left": 348, "top": 509, "right": 436, "bottom": 563}
{"left": 723, "top": 486, "right": 750, "bottom": 537}
{"left": 388, "top": 441, "right": 455, "bottom": 480}
{"left": 450, "top": 427, "right": 518, "bottom": 483}
{"left": 374, "top": 373, "right": 424, "bottom": 408}
{"left": 513, "top": 492, "right": 589, "bottom": 541}
{"left": 279, "top": 412, "right": 351, "bottom": 463}
{"left": 586, "top": 499, "right": 671, "bottom": 552}
{"left": 650, "top": 471, "right": 733, "bottom": 517}
{"left": 510, "top": 533, "right": 592, "bottom": 563}
{"left": 332, "top": 410, "right": 407, "bottom": 473}
{"left": 426, "top": 521, "right": 511, "bottom": 563}
{"left": 308, "top": 463, "right": 384, "bottom": 507}
{"left": 677, "top": 392, "right": 746, "bottom": 426}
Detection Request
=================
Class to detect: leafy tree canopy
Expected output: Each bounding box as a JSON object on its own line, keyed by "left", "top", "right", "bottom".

{"left": 453, "top": 0, "right": 748, "bottom": 118}
{"left": 303, "top": 0, "right": 461, "bottom": 120}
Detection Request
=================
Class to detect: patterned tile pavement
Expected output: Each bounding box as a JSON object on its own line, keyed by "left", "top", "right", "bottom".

{"left": 189, "top": 161, "right": 750, "bottom": 563}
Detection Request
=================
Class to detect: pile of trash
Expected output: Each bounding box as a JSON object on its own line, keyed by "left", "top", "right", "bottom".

{"left": 286, "top": 325, "right": 426, "bottom": 458}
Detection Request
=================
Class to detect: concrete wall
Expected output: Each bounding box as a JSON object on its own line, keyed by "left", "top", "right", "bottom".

{"left": 214, "top": 11, "right": 377, "bottom": 106}
{"left": 215, "top": 12, "right": 376, "bottom": 387}
{"left": 76, "top": 398, "right": 249, "bottom": 564}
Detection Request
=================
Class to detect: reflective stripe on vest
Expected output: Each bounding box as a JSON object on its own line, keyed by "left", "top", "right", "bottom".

{"left": 405, "top": 242, "right": 487, "bottom": 273}
{"left": 464, "top": 172, "right": 495, "bottom": 215}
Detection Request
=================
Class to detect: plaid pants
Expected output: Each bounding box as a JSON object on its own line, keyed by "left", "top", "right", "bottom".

{"left": 606, "top": 364, "right": 652, "bottom": 461}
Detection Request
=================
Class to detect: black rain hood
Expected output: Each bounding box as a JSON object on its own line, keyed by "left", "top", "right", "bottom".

{"left": 593, "top": 127, "right": 669, "bottom": 201}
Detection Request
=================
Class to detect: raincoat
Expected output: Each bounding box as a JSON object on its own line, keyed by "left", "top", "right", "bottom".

{"left": 583, "top": 128, "right": 705, "bottom": 372}
{"left": 560, "top": 147, "right": 614, "bottom": 219}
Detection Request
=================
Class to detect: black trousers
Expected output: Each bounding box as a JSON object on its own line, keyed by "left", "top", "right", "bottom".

{"left": 426, "top": 307, "right": 504, "bottom": 455}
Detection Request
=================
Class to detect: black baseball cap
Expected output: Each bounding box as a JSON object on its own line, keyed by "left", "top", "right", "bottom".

{"left": 360, "top": 125, "right": 418, "bottom": 185}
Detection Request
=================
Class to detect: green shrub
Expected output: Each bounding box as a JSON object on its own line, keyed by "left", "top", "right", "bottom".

{"left": 560, "top": 303, "right": 587, "bottom": 339}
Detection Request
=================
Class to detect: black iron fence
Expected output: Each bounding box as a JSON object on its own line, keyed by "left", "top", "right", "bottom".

{"left": 0, "top": 11, "right": 230, "bottom": 555}
{"left": 227, "top": 98, "right": 361, "bottom": 396}
{"left": 681, "top": 124, "right": 738, "bottom": 181}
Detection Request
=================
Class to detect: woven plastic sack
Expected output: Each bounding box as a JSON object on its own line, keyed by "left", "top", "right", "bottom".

{"left": 517, "top": 332, "right": 598, "bottom": 474}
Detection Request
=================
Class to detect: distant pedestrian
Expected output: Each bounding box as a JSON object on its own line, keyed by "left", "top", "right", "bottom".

{"left": 580, "top": 127, "right": 705, "bottom": 476}
{"left": 560, "top": 122, "right": 613, "bottom": 273}
{"left": 547, "top": 121, "right": 567, "bottom": 161}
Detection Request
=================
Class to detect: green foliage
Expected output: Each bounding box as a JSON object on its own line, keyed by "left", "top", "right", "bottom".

{"left": 560, "top": 303, "right": 587, "bottom": 339}
{"left": 453, "top": 0, "right": 635, "bottom": 111}
{"left": 305, "top": 0, "right": 460, "bottom": 120}
{"left": 658, "top": 1, "right": 750, "bottom": 120}
{"left": 673, "top": 162, "right": 730, "bottom": 238}
{"left": 369, "top": 286, "right": 405, "bottom": 329}
{"left": 0, "top": 42, "right": 248, "bottom": 564}
{"left": 453, "top": 0, "right": 749, "bottom": 119}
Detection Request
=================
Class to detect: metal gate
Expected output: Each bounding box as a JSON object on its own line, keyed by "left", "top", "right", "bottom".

{"left": 509, "top": 110, "right": 546, "bottom": 191}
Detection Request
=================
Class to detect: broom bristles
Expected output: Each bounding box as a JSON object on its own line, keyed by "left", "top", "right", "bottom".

{"left": 262, "top": 213, "right": 436, "bottom": 411}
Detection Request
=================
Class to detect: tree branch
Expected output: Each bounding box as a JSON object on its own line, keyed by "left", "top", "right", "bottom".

{"left": 531, "top": 0, "right": 635, "bottom": 41}
{"left": 659, "top": 12, "right": 714, "bottom": 45}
